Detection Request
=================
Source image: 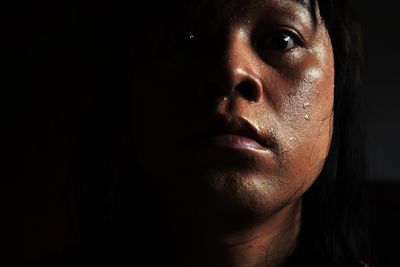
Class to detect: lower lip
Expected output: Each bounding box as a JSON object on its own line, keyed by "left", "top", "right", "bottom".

{"left": 210, "top": 134, "right": 267, "bottom": 151}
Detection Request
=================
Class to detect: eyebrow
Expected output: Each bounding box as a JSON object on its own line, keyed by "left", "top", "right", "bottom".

{"left": 293, "top": 0, "right": 311, "bottom": 7}
{"left": 293, "top": 0, "right": 318, "bottom": 26}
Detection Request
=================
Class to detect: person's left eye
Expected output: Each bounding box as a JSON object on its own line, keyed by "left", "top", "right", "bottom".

{"left": 167, "top": 28, "right": 201, "bottom": 51}
{"left": 259, "top": 31, "right": 301, "bottom": 52}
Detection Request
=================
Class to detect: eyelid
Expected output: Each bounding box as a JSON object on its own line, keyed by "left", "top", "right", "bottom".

{"left": 254, "top": 25, "right": 307, "bottom": 53}
{"left": 270, "top": 28, "right": 305, "bottom": 48}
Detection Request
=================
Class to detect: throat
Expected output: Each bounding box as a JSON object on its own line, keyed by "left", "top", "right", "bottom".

{"left": 170, "top": 200, "right": 302, "bottom": 267}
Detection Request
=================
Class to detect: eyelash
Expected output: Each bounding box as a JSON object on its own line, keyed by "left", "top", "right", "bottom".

{"left": 257, "top": 29, "right": 304, "bottom": 52}
{"left": 167, "top": 27, "right": 305, "bottom": 56}
{"left": 167, "top": 26, "right": 202, "bottom": 50}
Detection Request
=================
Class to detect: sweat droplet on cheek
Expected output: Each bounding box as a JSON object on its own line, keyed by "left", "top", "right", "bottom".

{"left": 276, "top": 58, "right": 334, "bottom": 160}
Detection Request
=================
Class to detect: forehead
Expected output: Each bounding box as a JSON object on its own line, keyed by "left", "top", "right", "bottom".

{"left": 214, "top": 0, "right": 313, "bottom": 14}
{"left": 228, "top": 0, "right": 310, "bottom": 8}
{"left": 172, "top": 0, "right": 318, "bottom": 36}
{"left": 141, "top": 0, "right": 320, "bottom": 46}
{"left": 181, "top": 0, "right": 317, "bottom": 26}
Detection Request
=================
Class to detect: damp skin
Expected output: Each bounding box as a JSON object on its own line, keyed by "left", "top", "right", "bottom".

{"left": 132, "top": 0, "right": 334, "bottom": 265}
{"left": 133, "top": 0, "right": 333, "bottom": 207}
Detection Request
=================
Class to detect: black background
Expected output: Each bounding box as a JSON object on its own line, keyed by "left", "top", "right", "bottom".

{"left": 1, "top": 1, "right": 399, "bottom": 266}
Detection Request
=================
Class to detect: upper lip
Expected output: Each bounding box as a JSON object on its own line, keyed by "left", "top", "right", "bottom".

{"left": 191, "top": 114, "right": 274, "bottom": 150}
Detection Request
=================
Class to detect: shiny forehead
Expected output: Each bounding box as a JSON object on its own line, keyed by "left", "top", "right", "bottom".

{"left": 222, "top": 0, "right": 313, "bottom": 9}
{"left": 216, "top": 0, "right": 316, "bottom": 18}
{"left": 219, "top": 0, "right": 318, "bottom": 27}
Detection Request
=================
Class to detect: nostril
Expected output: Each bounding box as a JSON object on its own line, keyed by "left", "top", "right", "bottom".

{"left": 235, "top": 80, "right": 262, "bottom": 103}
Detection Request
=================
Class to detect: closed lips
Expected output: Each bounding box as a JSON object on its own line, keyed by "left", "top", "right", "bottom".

{"left": 211, "top": 133, "right": 267, "bottom": 151}
{"left": 189, "top": 115, "right": 275, "bottom": 152}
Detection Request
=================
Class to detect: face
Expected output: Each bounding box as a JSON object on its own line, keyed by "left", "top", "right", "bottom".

{"left": 131, "top": 0, "right": 334, "bottom": 223}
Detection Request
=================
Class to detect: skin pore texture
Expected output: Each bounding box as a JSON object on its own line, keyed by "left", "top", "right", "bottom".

{"left": 131, "top": 0, "right": 334, "bottom": 266}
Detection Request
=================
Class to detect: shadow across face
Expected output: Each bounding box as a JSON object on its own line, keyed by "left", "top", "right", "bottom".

{"left": 131, "top": 0, "right": 334, "bottom": 228}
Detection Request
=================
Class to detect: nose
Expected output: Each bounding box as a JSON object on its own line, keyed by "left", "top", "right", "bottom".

{"left": 199, "top": 31, "right": 264, "bottom": 103}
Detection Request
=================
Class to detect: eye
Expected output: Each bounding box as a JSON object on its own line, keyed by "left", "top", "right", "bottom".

{"left": 259, "top": 31, "right": 301, "bottom": 52}
{"left": 168, "top": 30, "right": 199, "bottom": 50}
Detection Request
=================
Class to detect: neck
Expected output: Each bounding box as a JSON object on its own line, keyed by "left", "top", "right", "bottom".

{"left": 169, "top": 200, "right": 302, "bottom": 267}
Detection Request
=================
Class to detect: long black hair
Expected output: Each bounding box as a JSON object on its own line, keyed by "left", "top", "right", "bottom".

{"left": 291, "top": 1, "right": 371, "bottom": 267}
{"left": 65, "top": 0, "right": 371, "bottom": 266}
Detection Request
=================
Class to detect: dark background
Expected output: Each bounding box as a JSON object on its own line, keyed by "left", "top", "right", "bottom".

{"left": 1, "top": 1, "right": 399, "bottom": 266}
{"left": 359, "top": 2, "right": 400, "bottom": 266}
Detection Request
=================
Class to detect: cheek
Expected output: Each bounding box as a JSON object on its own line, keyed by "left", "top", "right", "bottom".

{"left": 277, "top": 61, "right": 334, "bottom": 190}
{"left": 281, "top": 65, "right": 334, "bottom": 135}
{"left": 131, "top": 66, "right": 198, "bottom": 183}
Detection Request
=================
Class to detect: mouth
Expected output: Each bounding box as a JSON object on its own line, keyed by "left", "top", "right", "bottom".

{"left": 189, "top": 115, "right": 275, "bottom": 153}
{"left": 211, "top": 134, "right": 267, "bottom": 151}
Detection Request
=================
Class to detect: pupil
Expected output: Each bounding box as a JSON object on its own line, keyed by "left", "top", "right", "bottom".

{"left": 271, "top": 34, "right": 290, "bottom": 49}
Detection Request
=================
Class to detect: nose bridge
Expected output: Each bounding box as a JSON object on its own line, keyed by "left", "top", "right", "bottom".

{"left": 208, "top": 29, "right": 264, "bottom": 103}
{"left": 226, "top": 30, "right": 254, "bottom": 76}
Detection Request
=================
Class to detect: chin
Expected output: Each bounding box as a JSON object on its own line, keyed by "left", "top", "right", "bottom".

{"left": 182, "top": 169, "right": 296, "bottom": 223}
